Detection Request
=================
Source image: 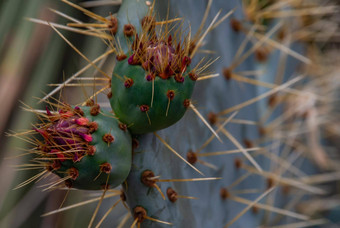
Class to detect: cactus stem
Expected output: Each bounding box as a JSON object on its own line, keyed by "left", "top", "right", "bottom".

{"left": 153, "top": 132, "right": 204, "bottom": 176}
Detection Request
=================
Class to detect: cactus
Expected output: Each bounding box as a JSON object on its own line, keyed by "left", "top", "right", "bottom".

{"left": 109, "top": 5, "right": 197, "bottom": 134}
{"left": 3, "top": 0, "right": 340, "bottom": 228}
{"left": 27, "top": 103, "right": 132, "bottom": 190}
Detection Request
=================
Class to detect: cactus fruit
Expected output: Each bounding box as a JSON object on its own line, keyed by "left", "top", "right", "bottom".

{"left": 33, "top": 103, "right": 132, "bottom": 190}
{"left": 110, "top": 13, "right": 197, "bottom": 134}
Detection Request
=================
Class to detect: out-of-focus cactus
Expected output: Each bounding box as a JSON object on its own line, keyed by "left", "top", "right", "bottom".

{"left": 3, "top": 0, "right": 340, "bottom": 227}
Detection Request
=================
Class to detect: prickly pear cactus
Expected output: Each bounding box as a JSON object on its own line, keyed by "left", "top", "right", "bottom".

{"left": 110, "top": 9, "right": 196, "bottom": 134}
{"left": 33, "top": 104, "right": 132, "bottom": 190}
{"left": 8, "top": 0, "right": 340, "bottom": 228}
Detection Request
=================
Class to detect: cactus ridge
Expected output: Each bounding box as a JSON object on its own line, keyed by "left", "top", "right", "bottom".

{"left": 33, "top": 104, "right": 132, "bottom": 190}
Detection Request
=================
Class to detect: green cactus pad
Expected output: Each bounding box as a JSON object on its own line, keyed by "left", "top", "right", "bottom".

{"left": 110, "top": 57, "right": 196, "bottom": 134}
{"left": 36, "top": 105, "right": 132, "bottom": 190}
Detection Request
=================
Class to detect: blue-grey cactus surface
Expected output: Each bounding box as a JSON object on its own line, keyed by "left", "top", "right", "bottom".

{"left": 1, "top": 0, "right": 339, "bottom": 227}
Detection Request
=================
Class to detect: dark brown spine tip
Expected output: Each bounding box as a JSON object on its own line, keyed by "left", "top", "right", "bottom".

{"left": 258, "top": 126, "right": 266, "bottom": 136}
{"left": 268, "top": 94, "right": 277, "bottom": 107}
{"left": 166, "top": 90, "right": 175, "bottom": 100}
{"left": 223, "top": 67, "right": 232, "bottom": 80}
{"left": 103, "top": 133, "right": 115, "bottom": 144}
{"left": 119, "top": 123, "right": 127, "bottom": 131}
{"left": 230, "top": 18, "right": 242, "bottom": 32}
{"left": 266, "top": 177, "right": 275, "bottom": 189}
{"left": 134, "top": 206, "right": 147, "bottom": 223}
{"left": 124, "top": 78, "right": 134, "bottom": 88}
{"left": 139, "top": 105, "right": 149, "bottom": 112}
{"left": 123, "top": 24, "right": 135, "bottom": 37}
{"left": 252, "top": 206, "right": 259, "bottom": 214}
{"left": 87, "top": 145, "right": 96, "bottom": 156}
{"left": 107, "top": 91, "right": 113, "bottom": 99}
{"left": 255, "top": 48, "right": 269, "bottom": 62}
{"left": 116, "top": 54, "right": 127, "bottom": 61}
{"left": 243, "top": 139, "right": 253, "bottom": 149}
{"left": 68, "top": 167, "right": 79, "bottom": 180}
{"left": 141, "top": 170, "right": 156, "bottom": 187}
{"left": 220, "top": 187, "right": 230, "bottom": 200}
{"left": 89, "top": 121, "right": 98, "bottom": 133}
{"left": 100, "top": 162, "right": 112, "bottom": 174}
{"left": 189, "top": 72, "right": 198, "bottom": 81}
{"left": 90, "top": 104, "right": 100, "bottom": 116}
{"left": 64, "top": 180, "right": 73, "bottom": 188}
{"left": 167, "top": 188, "right": 178, "bottom": 203}
{"left": 183, "top": 99, "right": 190, "bottom": 108}
{"left": 120, "top": 190, "right": 126, "bottom": 201}
{"left": 208, "top": 112, "right": 218, "bottom": 125}
{"left": 86, "top": 99, "right": 95, "bottom": 107}
{"left": 187, "top": 150, "right": 198, "bottom": 164}
{"left": 234, "top": 158, "right": 242, "bottom": 169}
{"left": 108, "top": 15, "right": 118, "bottom": 35}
